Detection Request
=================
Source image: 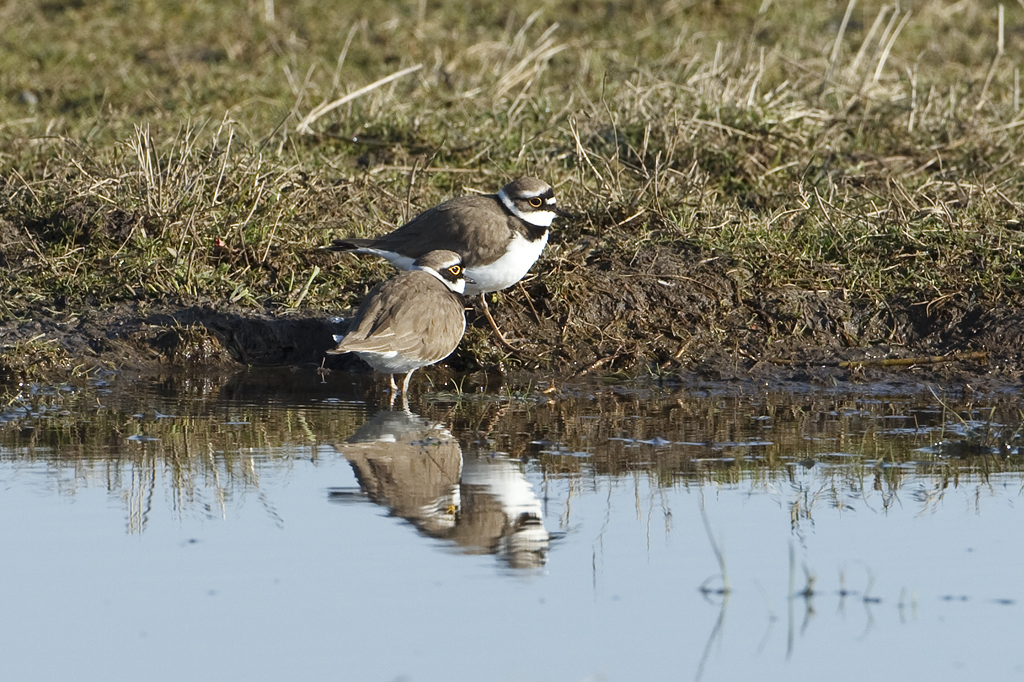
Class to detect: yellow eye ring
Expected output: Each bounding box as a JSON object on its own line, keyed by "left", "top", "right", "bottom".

{"left": 528, "top": 197, "right": 543, "bottom": 208}
{"left": 449, "top": 265, "right": 462, "bottom": 276}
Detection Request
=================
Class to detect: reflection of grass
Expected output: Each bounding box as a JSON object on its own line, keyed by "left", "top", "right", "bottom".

{"left": 700, "top": 506, "right": 730, "bottom": 596}
{"left": 524, "top": 388, "right": 1024, "bottom": 520}
{"left": 0, "top": 379, "right": 370, "bottom": 530}
{"left": 2, "top": 377, "right": 1020, "bottom": 530}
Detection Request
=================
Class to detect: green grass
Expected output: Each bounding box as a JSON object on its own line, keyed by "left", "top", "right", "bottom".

{"left": 2, "top": 0, "right": 1023, "bottom": 370}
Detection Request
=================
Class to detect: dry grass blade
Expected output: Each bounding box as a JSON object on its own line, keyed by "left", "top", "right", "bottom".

{"left": 296, "top": 63, "right": 423, "bottom": 134}
{"left": 872, "top": 8, "right": 912, "bottom": 84}
{"left": 827, "top": 0, "right": 858, "bottom": 80}
{"left": 846, "top": 3, "right": 891, "bottom": 82}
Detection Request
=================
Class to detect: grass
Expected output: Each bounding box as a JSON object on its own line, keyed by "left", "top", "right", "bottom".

{"left": 0, "top": 334, "right": 78, "bottom": 382}
{"left": 2, "top": 0, "right": 1023, "bottom": 374}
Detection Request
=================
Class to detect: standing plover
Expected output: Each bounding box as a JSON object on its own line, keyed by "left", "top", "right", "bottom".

{"left": 328, "top": 249, "right": 469, "bottom": 405}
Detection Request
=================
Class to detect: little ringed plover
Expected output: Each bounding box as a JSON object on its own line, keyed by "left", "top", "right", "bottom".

{"left": 327, "top": 249, "right": 469, "bottom": 406}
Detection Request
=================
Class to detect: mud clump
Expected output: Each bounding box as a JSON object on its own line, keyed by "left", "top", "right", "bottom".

{"left": 22, "top": 199, "right": 138, "bottom": 248}
{"left": 0, "top": 218, "right": 31, "bottom": 269}
{"left": 480, "top": 238, "right": 1023, "bottom": 391}
{"left": 488, "top": 241, "right": 740, "bottom": 372}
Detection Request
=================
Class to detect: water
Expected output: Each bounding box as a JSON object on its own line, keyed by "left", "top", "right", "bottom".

{"left": 1, "top": 368, "right": 1022, "bottom": 681}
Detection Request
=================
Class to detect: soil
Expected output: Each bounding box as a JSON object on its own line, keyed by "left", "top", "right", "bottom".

{"left": 2, "top": 238, "right": 1022, "bottom": 395}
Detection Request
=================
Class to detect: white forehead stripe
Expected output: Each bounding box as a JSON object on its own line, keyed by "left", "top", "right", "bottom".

{"left": 497, "top": 188, "right": 517, "bottom": 215}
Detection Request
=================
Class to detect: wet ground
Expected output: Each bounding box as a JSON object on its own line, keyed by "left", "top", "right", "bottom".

{"left": 1, "top": 368, "right": 1022, "bottom": 681}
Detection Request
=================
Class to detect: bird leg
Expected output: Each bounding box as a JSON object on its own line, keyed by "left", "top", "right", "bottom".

{"left": 398, "top": 370, "right": 416, "bottom": 411}
{"left": 480, "top": 293, "right": 516, "bottom": 350}
{"left": 388, "top": 374, "right": 398, "bottom": 409}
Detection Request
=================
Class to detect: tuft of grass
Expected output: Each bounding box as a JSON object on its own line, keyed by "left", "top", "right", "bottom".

{"left": 0, "top": 335, "right": 78, "bottom": 384}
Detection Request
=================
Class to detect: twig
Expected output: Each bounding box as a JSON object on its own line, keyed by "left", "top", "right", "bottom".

{"left": 575, "top": 347, "right": 624, "bottom": 376}
{"left": 367, "top": 165, "right": 479, "bottom": 175}
{"left": 765, "top": 351, "right": 988, "bottom": 368}
{"left": 290, "top": 265, "right": 320, "bottom": 308}
{"left": 613, "top": 208, "right": 645, "bottom": 228}
{"left": 838, "top": 351, "right": 987, "bottom": 368}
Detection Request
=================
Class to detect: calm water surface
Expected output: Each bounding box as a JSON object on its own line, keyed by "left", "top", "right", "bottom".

{"left": 1, "top": 369, "right": 1022, "bottom": 682}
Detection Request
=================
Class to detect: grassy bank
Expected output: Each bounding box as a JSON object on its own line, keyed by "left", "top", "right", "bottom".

{"left": 2, "top": 0, "right": 1023, "bottom": 380}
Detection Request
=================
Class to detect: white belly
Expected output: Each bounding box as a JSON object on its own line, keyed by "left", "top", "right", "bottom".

{"left": 465, "top": 232, "right": 548, "bottom": 295}
{"left": 355, "top": 350, "right": 427, "bottom": 374}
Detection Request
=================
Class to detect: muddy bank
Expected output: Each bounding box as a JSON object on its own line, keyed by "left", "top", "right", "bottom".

{"left": 2, "top": 240, "right": 1021, "bottom": 394}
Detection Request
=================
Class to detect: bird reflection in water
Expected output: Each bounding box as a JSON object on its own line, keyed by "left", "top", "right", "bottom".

{"left": 329, "top": 408, "right": 550, "bottom": 569}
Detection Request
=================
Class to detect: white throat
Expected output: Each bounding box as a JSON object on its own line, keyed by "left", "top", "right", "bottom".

{"left": 419, "top": 265, "right": 467, "bottom": 294}
{"left": 497, "top": 188, "right": 558, "bottom": 228}
{"left": 464, "top": 232, "right": 548, "bottom": 295}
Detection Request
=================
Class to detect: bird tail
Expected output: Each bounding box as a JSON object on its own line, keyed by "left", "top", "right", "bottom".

{"left": 325, "top": 333, "right": 349, "bottom": 355}
{"left": 321, "top": 238, "right": 375, "bottom": 252}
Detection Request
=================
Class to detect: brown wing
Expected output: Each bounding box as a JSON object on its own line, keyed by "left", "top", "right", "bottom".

{"left": 368, "top": 195, "right": 515, "bottom": 267}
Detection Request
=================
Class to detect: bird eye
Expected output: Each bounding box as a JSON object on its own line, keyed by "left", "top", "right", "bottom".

{"left": 449, "top": 265, "right": 462, "bottom": 276}
{"left": 528, "top": 197, "right": 543, "bottom": 208}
